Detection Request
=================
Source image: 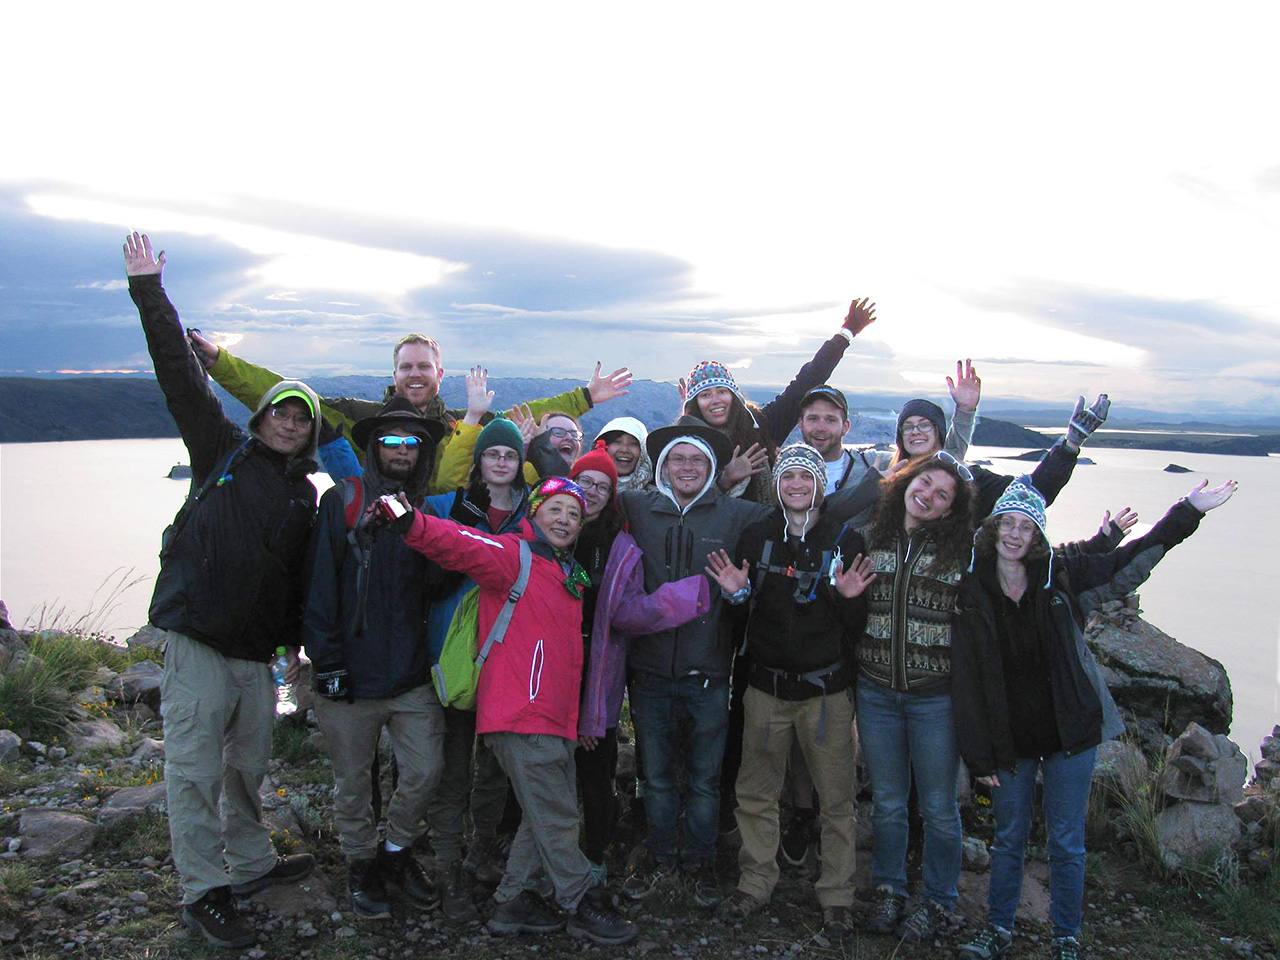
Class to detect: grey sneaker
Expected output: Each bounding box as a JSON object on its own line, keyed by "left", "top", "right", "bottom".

{"left": 959, "top": 922, "right": 1013, "bottom": 958}
{"left": 684, "top": 860, "right": 723, "bottom": 908}
{"left": 620, "top": 856, "right": 677, "bottom": 901}
{"left": 486, "top": 890, "right": 564, "bottom": 936}
{"left": 866, "top": 884, "right": 905, "bottom": 934}
{"left": 1052, "top": 936, "right": 1083, "bottom": 960}
{"left": 897, "top": 898, "right": 952, "bottom": 942}
{"left": 713, "top": 889, "right": 766, "bottom": 921}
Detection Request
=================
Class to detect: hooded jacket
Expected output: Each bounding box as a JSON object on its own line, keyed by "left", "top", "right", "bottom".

{"left": 301, "top": 423, "right": 435, "bottom": 700}
{"left": 620, "top": 437, "right": 769, "bottom": 679}
{"left": 595, "top": 417, "right": 654, "bottom": 492}
{"left": 129, "top": 274, "right": 320, "bottom": 662}
{"left": 949, "top": 500, "right": 1203, "bottom": 776}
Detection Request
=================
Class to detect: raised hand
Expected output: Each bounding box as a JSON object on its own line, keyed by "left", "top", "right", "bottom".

{"left": 588, "top": 362, "right": 633, "bottom": 405}
{"left": 509, "top": 403, "right": 541, "bottom": 447}
{"left": 1065, "top": 394, "right": 1110, "bottom": 450}
{"left": 947, "top": 359, "right": 981, "bottom": 412}
{"left": 1186, "top": 479, "right": 1238, "bottom": 514}
{"left": 705, "top": 549, "right": 750, "bottom": 595}
{"left": 721, "top": 442, "right": 770, "bottom": 485}
{"left": 1103, "top": 507, "right": 1139, "bottom": 539}
{"left": 678, "top": 377, "right": 689, "bottom": 405}
{"left": 832, "top": 553, "right": 877, "bottom": 598}
{"left": 186, "top": 329, "right": 220, "bottom": 371}
{"left": 463, "top": 366, "right": 495, "bottom": 425}
{"left": 842, "top": 297, "right": 877, "bottom": 335}
{"left": 123, "top": 232, "right": 164, "bottom": 277}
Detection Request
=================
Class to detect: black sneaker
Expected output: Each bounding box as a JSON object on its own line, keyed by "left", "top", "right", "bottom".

{"left": 486, "top": 890, "right": 565, "bottom": 936}
{"left": 348, "top": 858, "right": 392, "bottom": 920}
{"left": 959, "top": 922, "right": 1014, "bottom": 958}
{"left": 866, "top": 884, "right": 905, "bottom": 935}
{"left": 898, "top": 898, "right": 952, "bottom": 942}
{"left": 684, "top": 860, "right": 723, "bottom": 908}
{"left": 780, "top": 810, "right": 815, "bottom": 866}
{"left": 379, "top": 847, "right": 440, "bottom": 910}
{"left": 436, "top": 860, "right": 480, "bottom": 922}
{"left": 463, "top": 833, "right": 507, "bottom": 885}
{"left": 620, "top": 854, "right": 677, "bottom": 901}
{"left": 1052, "top": 936, "right": 1083, "bottom": 960}
{"left": 228, "top": 854, "right": 316, "bottom": 895}
{"left": 568, "top": 887, "right": 638, "bottom": 945}
{"left": 182, "top": 887, "right": 255, "bottom": 949}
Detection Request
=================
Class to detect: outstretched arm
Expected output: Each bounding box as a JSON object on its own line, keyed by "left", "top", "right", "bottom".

{"left": 943, "top": 359, "right": 981, "bottom": 460}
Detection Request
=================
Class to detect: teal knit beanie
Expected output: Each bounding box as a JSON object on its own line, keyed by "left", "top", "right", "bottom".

{"left": 474, "top": 414, "right": 525, "bottom": 467}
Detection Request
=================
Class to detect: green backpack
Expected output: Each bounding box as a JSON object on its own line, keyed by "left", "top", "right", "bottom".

{"left": 431, "top": 539, "right": 532, "bottom": 709}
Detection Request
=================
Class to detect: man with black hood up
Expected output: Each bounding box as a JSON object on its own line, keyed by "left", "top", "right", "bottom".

{"left": 302, "top": 397, "right": 448, "bottom": 921}
{"left": 124, "top": 233, "right": 322, "bottom": 950}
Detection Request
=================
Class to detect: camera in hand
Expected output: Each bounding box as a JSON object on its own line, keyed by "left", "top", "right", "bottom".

{"left": 375, "top": 494, "right": 408, "bottom": 522}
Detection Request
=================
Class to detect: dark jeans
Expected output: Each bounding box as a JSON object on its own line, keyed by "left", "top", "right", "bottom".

{"left": 428, "top": 706, "right": 509, "bottom": 863}
{"left": 629, "top": 670, "right": 729, "bottom": 864}
{"left": 575, "top": 727, "right": 618, "bottom": 864}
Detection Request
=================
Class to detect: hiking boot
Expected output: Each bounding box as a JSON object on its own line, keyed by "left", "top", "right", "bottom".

{"left": 567, "top": 886, "right": 638, "bottom": 945}
{"left": 713, "top": 889, "right": 766, "bottom": 921}
{"left": 780, "top": 810, "right": 815, "bottom": 866}
{"left": 348, "top": 858, "right": 392, "bottom": 920}
{"left": 228, "top": 854, "right": 316, "bottom": 895}
{"left": 182, "top": 887, "right": 255, "bottom": 949}
{"left": 821, "top": 904, "right": 855, "bottom": 938}
{"left": 684, "top": 860, "right": 724, "bottom": 908}
{"left": 486, "top": 890, "right": 565, "bottom": 936}
{"left": 379, "top": 847, "right": 440, "bottom": 910}
{"left": 1052, "top": 936, "right": 1083, "bottom": 960}
{"left": 620, "top": 855, "right": 677, "bottom": 901}
{"left": 959, "top": 922, "right": 1014, "bottom": 958}
{"left": 436, "top": 860, "right": 480, "bottom": 922}
{"left": 898, "top": 898, "right": 952, "bottom": 942}
{"left": 463, "top": 833, "right": 507, "bottom": 885}
{"left": 866, "top": 885, "right": 906, "bottom": 934}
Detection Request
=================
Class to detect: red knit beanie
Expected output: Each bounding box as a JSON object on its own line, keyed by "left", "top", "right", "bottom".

{"left": 569, "top": 440, "right": 620, "bottom": 504}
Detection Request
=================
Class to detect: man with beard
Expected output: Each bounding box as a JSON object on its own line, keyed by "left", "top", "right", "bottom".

{"left": 302, "top": 398, "right": 448, "bottom": 920}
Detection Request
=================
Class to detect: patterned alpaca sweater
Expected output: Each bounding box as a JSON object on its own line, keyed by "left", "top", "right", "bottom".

{"left": 855, "top": 530, "right": 964, "bottom": 693}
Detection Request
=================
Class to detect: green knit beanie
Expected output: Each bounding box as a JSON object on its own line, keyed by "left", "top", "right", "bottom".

{"left": 474, "top": 414, "right": 525, "bottom": 467}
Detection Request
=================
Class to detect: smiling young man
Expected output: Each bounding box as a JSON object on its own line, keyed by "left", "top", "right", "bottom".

{"left": 124, "top": 234, "right": 320, "bottom": 949}
{"left": 302, "top": 398, "right": 448, "bottom": 921}
{"left": 617, "top": 416, "right": 770, "bottom": 907}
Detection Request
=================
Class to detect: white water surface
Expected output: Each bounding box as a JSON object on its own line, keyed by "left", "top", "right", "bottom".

{"left": 0, "top": 439, "right": 1275, "bottom": 757}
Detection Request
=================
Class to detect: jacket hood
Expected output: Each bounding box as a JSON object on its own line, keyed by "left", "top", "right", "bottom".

{"left": 248, "top": 379, "right": 322, "bottom": 464}
{"left": 361, "top": 421, "right": 432, "bottom": 503}
{"left": 654, "top": 434, "right": 719, "bottom": 515}
{"left": 595, "top": 416, "right": 654, "bottom": 492}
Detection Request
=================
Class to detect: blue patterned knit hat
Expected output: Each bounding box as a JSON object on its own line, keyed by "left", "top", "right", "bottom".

{"left": 989, "top": 475, "right": 1048, "bottom": 539}
{"left": 686, "top": 360, "right": 746, "bottom": 406}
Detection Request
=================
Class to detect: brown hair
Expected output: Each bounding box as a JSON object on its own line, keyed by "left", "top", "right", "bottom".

{"left": 392, "top": 334, "right": 442, "bottom": 367}
{"left": 869, "top": 457, "right": 976, "bottom": 571}
{"left": 973, "top": 513, "right": 1051, "bottom": 567}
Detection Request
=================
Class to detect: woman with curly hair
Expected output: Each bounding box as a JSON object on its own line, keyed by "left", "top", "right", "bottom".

{"left": 855, "top": 452, "right": 977, "bottom": 943}
{"left": 952, "top": 477, "right": 1236, "bottom": 960}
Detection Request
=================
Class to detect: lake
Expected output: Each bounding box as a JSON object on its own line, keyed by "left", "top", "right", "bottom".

{"left": 1, "top": 438, "right": 1275, "bottom": 758}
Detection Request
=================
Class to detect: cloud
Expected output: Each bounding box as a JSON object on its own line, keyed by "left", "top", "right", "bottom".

{"left": 75, "top": 279, "right": 127, "bottom": 291}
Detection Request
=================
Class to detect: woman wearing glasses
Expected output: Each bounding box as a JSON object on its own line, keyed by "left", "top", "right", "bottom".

{"left": 855, "top": 453, "right": 979, "bottom": 943}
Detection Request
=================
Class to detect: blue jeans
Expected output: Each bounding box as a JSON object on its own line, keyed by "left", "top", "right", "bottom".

{"left": 629, "top": 670, "right": 729, "bottom": 864}
{"left": 988, "top": 747, "right": 1097, "bottom": 938}
{"left": 855, "top": 677, "right": 962, "bottom": 907}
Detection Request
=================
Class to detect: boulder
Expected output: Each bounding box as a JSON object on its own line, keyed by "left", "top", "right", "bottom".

{"left": 0, "top": 730, "right": 21, "bottom": 764}
{"left": 1092, "top": 739, "right": 1150, "bottom": 801}
{"left": 1234, "top": 795, "right": 1269, "bottom": 825}
{"left": 18, "top": 809, "right": 99, "bottom": 860}
{"left": 0, "top": 600, "right": 12, "bottom": 631}
{"left": 115, "top": 660, "right": 164, "bottom": 710}
{"left": 131, "top": 737, "right": 165, "bottom": 762}
{"left": 99, "top": 783, "right": 167, "bottom": 826}
{"left": 1156, "top": 801, "right": 1242, "bottom": 870}
{"left": 71, "top": 718, "right": 126, "bottom": 754}
{"left": 251, "top": 867, "right": 337, "bottom": 916}
{"left": 1160, "top": 723, "right": 1248, "bottom": 805}
{"left": 125, "top": 625, "right": 167, "bottom": 654}
{"left": 1087, "top": 614, "right": 1232, "bottom": 752}
{"left": 1255, "top": 725, "right": 1280, "bottom": 787}
{"left": 961, "top": 835, "right": 991, "bottom": 872}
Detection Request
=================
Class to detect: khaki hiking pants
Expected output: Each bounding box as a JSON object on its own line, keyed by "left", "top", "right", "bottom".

{"left": 160, "top": 630, "right": 278, "bottom": 905}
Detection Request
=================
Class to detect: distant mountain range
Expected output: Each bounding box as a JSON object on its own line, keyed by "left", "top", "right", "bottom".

{"left": 1, "top": 375, "right": 1275, "bottom": 456}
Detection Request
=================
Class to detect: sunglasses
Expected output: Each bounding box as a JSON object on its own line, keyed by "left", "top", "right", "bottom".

{"left": 378, "top": 436, "right": 422, "bottom": 449}
{"left": 932, "top": 450, "right": 974, "bottom": 482}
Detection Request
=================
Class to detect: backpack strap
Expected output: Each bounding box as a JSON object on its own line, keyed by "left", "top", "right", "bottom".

{"left": 160, "top": 438, "right": 254, "bottom": 558}
{"left": 475, "top": 539, "right": 532, "bottom": 667}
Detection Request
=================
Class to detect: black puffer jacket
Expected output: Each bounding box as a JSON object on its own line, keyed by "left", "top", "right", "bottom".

{"left": 302, "top": 433, "right": 434, "bottom": 700}
{"left": 130, "top": 275, "right": 320, "bottom": 662}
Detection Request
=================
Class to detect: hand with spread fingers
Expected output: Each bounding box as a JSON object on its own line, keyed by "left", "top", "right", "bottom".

{"left": 463, "top": 366, "right": 495, "bottom": 425}
{"left": 588, "top": 362, "right": 633, "bottom": 404}
{"left": 1103, "top": 507, "right": 1139, "bottom": 540}
{"left": 705, "top": 549, "right": 750, "bottom": 595}
{"left": 123, "top": 231, "right": 164, "bottom": 277}
{"left": 1186, "top": 479, "right": 1238, "bottom": 514}
{"left": 947, "top": 359, "right": 981, "bottom": 413}
{"left": 832, "top": 553, "right": 877, "bottom": 598}
{"left": 720, "top": 442, "right": 770, "bottom": 487}
{"left": 842, "top": 297, "right": 877, "bottom": 335}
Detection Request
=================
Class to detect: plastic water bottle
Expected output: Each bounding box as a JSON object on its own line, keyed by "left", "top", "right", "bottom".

{"left": 271, "top": 646, "right": 297, "bottom": 716}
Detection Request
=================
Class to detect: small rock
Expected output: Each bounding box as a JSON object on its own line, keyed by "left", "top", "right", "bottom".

{"left": 335, "top": 926, "right": 357, "bottom": 939}
{"left": 961, "top": 836, "right": 991, "bottom": 872}
{"left": 7, "top": 839, "right": 20, "bottom": 853}
{"left": 18, "top": 809, "right": 99, "bottom": 860}
{"left": 0, "top": 730, "right": 21, "bottom": 763}
{"left": 48, "top": 746, "right": 67, "bottom": 763}
{"left": 128, "top": 891, "right": 148, "bottom": 903}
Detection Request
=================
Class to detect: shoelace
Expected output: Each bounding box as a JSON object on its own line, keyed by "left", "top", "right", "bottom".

{"left": 1054, "top": 937, "right": 1081, "bottom": 960}
{"left": 870, "top": 891, "right": 900, "bottom": 924}
{"left": 968, "top": 925, "right": 1008, "bottom": 950}
{"left": 901, "top": 901, "right": 943, "bottom": 937}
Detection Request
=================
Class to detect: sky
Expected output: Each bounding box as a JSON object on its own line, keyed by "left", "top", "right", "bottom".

{"left": 3, "top": 4, "right": 1280, "bottom": 416}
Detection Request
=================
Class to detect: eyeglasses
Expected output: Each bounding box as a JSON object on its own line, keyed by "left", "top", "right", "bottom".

{"left": 575, "top": 477, "right": 613, "bottom": 496}
{"left": 481, "top": 449, "right": 520, "bottom": 463}
{"left": 901, "top": 420, "right": 936, "bottom": 435}
{"left": 932, "top": 450, "right": 974, "bottom": 482}
{"left": 378, "top": 436, "right": 421, "bottom": 449}
{"left": 548, "top": 427, "right": 583, "bottom": 442}
{"left": 666, "top": 454, "right": 709, "bottom": 469}
{"left": 269, "top": 407, "right": 314, "bottom": 427}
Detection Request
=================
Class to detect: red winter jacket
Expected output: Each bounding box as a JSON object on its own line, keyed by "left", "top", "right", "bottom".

{"left": 402, "top": 511, "right": 583, "bottom": 741}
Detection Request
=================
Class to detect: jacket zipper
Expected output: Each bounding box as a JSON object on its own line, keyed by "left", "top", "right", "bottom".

{"left": 891, "top": 534, "right": 924, "bottom": 691}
